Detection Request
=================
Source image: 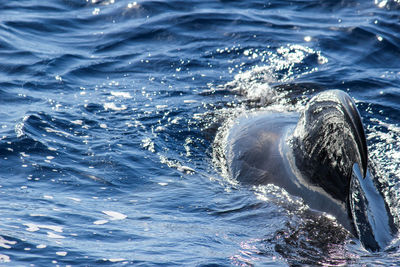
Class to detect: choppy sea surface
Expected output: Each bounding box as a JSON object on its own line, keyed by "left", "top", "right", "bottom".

{"left": 0, "top": 0, "right": 400, "bottom": 266}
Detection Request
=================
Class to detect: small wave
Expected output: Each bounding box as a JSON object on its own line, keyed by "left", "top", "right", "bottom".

{"left": 366, "top": 115, "right": 400, "bottom": 229}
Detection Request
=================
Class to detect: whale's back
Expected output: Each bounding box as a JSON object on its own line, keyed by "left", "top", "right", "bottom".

{"left": 226, "top": 112, "right": 298, "bottom": 187}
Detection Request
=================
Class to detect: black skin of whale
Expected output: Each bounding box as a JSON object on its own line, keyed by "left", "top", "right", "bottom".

{"left": 225, "top": 90, "right": 397, "bottom": 251}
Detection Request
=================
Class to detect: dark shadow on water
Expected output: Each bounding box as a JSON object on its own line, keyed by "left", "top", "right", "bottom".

{"left": 270, "top": 210, "right": 355, "bottom": 266}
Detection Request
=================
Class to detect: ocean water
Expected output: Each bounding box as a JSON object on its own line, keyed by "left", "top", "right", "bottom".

{"left": 0, "top": 0, "right": 399, "bottom": 265}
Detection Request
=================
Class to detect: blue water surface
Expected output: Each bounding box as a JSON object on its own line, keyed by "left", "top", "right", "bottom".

{"left": 0, "top": 0, "right": 400, "bottom": 266}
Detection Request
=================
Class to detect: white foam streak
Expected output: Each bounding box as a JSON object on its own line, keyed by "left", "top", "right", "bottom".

{"left": 159, "top": 155, "right": 195, "bottom": 174}
{"left": 0, "top": 237, "right": 17, "bottom": 249}
{"left": 102, "top": 210, "right": 127, "bottom": 220}
{"left": 47, "top": 232, "right": 65, "bottom": 239}
{"left": 104, "top": 102, "right": 127, "bottom": 111}
{"left": 24, "top": 223, "right": 63, "bottom": 233}
{"left": 110, "top": 91, "right": 132, "bottom": 98}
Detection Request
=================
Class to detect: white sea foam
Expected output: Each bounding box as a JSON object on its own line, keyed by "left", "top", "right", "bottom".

{"left": 47, "top": 232, "right": 65, "bottom": 239}
{"left": 24, "top": 223, "right": 63, "bottom": 233}
{"left": 111, "top": 91, "right": 132, "bottom": 98}
{"left": 141, "top": 137, "right": 155, "bottom": 153}
{"left": 93, "top": 219, "right": 109, "bottom": 225}
{"left": 104, "top": 102, "right": 127, "bottom": 111}
{"left": 159, "top": 155, "right": 195, "bottom": 174}
{"left": 0, "top": 237, "right": 17, "bottom": 249}
{"left": 102, "top": 210, "right": 127, "bottom": 220}
{"left": 56, "top": 251, "right": 67, "bottom": 256}
{"left": 0, "top": 254, "right": 10, "bottom": 263}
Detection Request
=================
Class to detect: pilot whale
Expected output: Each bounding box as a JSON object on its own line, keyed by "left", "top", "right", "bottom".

{"left": 224, "top": 90, "right": 397, "bottom": 251}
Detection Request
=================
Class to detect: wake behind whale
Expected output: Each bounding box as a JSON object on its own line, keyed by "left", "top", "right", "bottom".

{"left": 217, "top": 89, "right": 397, "bottom": 251}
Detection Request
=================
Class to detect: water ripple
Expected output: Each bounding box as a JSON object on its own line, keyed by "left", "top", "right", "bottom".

{"left": 0, "top": 0, "right": 399, "bottom": 265}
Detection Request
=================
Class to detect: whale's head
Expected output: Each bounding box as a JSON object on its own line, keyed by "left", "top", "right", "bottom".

{"left": 291, "top": 90, "right": 368, "bottom": 204}
{"left": 291, "top": 90, "right": 398, "bottom": 251}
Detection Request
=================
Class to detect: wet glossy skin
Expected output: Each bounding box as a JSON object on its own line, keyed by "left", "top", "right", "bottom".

{"left": 226, "top": 111, "right": 354, "bottom": 232}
